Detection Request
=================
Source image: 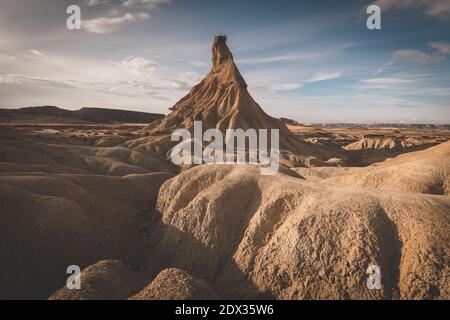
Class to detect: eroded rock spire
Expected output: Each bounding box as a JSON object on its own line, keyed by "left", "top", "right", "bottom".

{"left": 211, "top": 35, "right": 246, "bottom": 86}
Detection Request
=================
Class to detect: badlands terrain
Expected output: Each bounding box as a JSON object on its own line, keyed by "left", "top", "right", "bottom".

{"left": 1, "top": 36, "right": 449, "bottom": 300}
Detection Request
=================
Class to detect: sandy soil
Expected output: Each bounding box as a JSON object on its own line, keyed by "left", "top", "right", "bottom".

{"left": 1, "top": 119, "right": 448, "bottom": 300}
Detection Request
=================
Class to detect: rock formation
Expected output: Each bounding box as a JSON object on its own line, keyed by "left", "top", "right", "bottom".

{"left": 127, "top": 35, "right": 342, "bottom": 167}
{"left": 130, "top": 268, "right": 219, "bottom": 300}
{"left": 49, "top": 260, "right": 145, "bottom": 300}
{"left": 149, "top": 35, "right": 290, "bottom": 135}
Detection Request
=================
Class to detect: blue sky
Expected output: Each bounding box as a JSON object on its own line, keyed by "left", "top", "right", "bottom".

{"left": 0, "top": 0, "right": 449, "bottom": 123}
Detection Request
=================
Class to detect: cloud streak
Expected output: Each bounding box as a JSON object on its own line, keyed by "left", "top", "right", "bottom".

{"left": 29, "top": 49, "right": 46, "bottom": 57}
{"left": 122, "top": 0, "right": 171, "bottom": 9}
{"left": 393, "top": 41, "right": 450, "bottom": 63}
{"left": 393, "top": 49, "right": 444, "bottom": 62}
{"left": 84, "top": 0, "right": 110, "bottom": 6}
{"left": 270, "top": 83, "right": 303, "bottom": 91}
{"left": 307, "top": 71, "right": 342, "bottom": 83}
{"left": 361, "top": 77, "right": 416, "bottom": 85}
{"left": 0, "top": 74, "right": 77, "bottom": 89}
{"left": 82, "top": 12, "right": 150, "bottom": 34}
{"left": 112, "top": 55, "right": 159, "bottom": 74}
{"left": 237, "top": 44, "right": 352, "bottom": 65}
{"left": 373, "top": 0, "right": 450, "bottom": 20}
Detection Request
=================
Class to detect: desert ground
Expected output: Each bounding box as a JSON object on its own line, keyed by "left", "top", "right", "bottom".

{"left": 1, "top": 36, "right": 449, "bottom": 300}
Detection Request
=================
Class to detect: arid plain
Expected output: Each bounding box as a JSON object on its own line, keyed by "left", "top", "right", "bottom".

{"left": 1, "top": 36, "right": 449, "bottom": 300}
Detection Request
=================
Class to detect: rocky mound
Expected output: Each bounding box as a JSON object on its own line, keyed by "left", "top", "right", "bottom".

{"left": 343, "top": 136, "right": 434, "bottom": 151}
{"left": 49, "top": 260, "right": 145, "bottom": 300}
{"left": 0, "top": 125, "right": 178, "bottom": 299}
{"left": 311, "top": 141, "right": 450, "bottom": 195}
{"left": 0, "top": 127, "right": 177, "bottom": 175}
{"left": 148, "top": 164, "right": 449, "bottom": 299}
{"left": 130, "top": 268, "right": 219, "bottom": 300}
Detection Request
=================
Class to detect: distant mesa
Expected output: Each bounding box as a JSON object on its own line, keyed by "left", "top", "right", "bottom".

{"left": 0, "top": 106, "right": 164, "bottom": 124}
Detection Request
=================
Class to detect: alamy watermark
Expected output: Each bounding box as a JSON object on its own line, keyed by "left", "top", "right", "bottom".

{"left": 170, "top": 121, "right": 280, "bottom": 175}
{"left": 366, "top": 264, "right": 382, "bottom": 290}
{"left": 66, "top": 5, "right": 81, "bottom": 30}
{"left": 65, "top": 4, "right": 381, "bottom": 31}
{"left": 66, "top": 265, "right": 81, "bottom": 290}
{"left": 367, "top": 5, "right": 381, "bottom": 30}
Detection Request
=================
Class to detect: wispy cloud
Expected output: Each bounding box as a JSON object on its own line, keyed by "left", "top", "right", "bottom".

{"left": 176, "top": 71, "right": 202, "bottom": 86}
{"left": 394, "top": 49, "right": 444, "bottom": 62}
{"left": 393, "top": 41, "right": 450, "bottom": 62}
{"left": 430, "top": 41, "right": 450, "bottom": 54}
{"left": 237, "top": 52, "right": 321, "bottom": 65}
{"left": 270, "top": 83, "right": 303, "bottom": 91}
{"left": 81, "top": 0, "right": 171, "bottom": 34}
{"left": 0, "top": 49, "right": 198, "bottom": 109}
{"left": 373, "top": 0, "right": 450, "bottom": 20}
{"left": 307, "top": 71, "right": 342, "bottom": 83}
{"left": 374, "top": 61, "right": 394, "bottom": 75}
{"left": 426, "top": 87, "right": 450, "bottom": 95}
{"left": 237, "top": 44, "right": 352, "bottom": 65}
{"left": 0, "top": 74, "right": 77, "bottom": 89}
{"left": 109, "top": 55, "right": 201, "bottom": 92}
{"left": 84, "top": 0, "right": 171, "bottom": 8}
{"left": 122, "top": 0, "right": 171, "bottom": 9}
{"left": 84, "top": 0, "right": 110, "bottom": 6}
{"left": 82, "top": 12, "right": 150, "bottom": 34}
{"left": 29, "top": 49, "right": 46, "bottom": 57}
{"left": 190, "top": 60, "right": 208, "bottom": 68}
{"left": 112, "top": 55, "right": 159, "bottom": 74}
{"left": 0, "top": 75, "right": 22, "bottom": 85}
{"left": 361, "top": 77, "right": 416, "bottom": 85}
